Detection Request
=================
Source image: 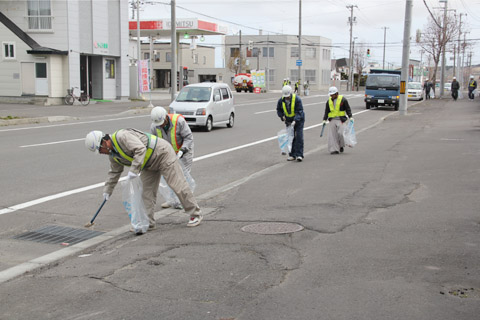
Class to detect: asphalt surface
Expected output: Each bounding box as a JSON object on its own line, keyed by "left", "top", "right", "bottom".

{"left": 1, "top": 94, "right": 480, "bottom": 319}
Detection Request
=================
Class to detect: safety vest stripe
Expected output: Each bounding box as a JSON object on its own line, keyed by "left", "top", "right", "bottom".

{"left": 328, "top": 95, "right": 346, "bottom": 118}
{"left": 155, "top": 114, "right": 184, "bottom": 153}
{"left": 282, "top": 94, "right": 296, "bottom": 117}
{"left": 111, "top": 130, "right": 157, "bottom": 170}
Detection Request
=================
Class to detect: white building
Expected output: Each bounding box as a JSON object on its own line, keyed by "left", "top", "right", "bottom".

{"left": 224, "top": 34, "right": 332, "bottom": 91}
{"left": 0, "top": 0, "right": 130, "bottom": 104}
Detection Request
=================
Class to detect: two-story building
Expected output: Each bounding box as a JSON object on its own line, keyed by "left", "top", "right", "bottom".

{"left": 0, "top": 0, "right": 129, "bottom": 104}
{"left": 224, "top": 34, "right": 332, "bottom": 91}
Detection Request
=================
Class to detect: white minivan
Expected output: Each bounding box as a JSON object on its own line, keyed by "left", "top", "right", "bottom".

{"left": 169, "top": 82, "right": 235, "bottom": 132}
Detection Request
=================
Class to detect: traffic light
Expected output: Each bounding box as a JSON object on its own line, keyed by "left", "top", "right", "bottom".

{"left": 248, "top": 40, "right": 253, "bottom": 51}
{"left": 367, "top": 49, "right": 370, "bottom": 57}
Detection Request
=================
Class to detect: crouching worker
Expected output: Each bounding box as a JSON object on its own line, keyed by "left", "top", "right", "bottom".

{"left": 85, "top": 128, "right": 203, "bottom": 229}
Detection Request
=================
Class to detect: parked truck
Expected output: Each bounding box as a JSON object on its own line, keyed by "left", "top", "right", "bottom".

{"left": 233, "top": 73, "right": 254, "bottom": 93}
{"left": 364, "top": 69, "right": 401, "bottom": 110}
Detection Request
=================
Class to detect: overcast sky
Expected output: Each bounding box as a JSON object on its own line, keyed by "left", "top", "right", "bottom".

{"left": 136, "top": 0, "right": 480, "bottom": 67}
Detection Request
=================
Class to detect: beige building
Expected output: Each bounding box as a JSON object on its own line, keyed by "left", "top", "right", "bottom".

{"left": 224, "top": 34, "right": 332, "bottom": 91}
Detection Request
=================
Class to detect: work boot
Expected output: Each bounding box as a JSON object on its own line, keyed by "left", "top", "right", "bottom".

{"left": 161, "top": 202, "right": 171, "bottom": 208}
{"left": 287, "top": 156, "right": 295, "bottom": 161}
{"left": 330, "top": 151, "right": 339, "bottom": 154}
{"left": 187, "top": 215, "right": 203, "bottom": 227}
{"left": 340, "top": 147, "right": 344, "bottom": 153}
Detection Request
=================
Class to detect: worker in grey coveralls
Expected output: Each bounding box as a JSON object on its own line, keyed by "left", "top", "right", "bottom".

{"left": 150, "top": 106, "right": 194, "bottom": 208}
{"left": 84, "top": 128, "right": 203, "bottom": 228}
{"left": 322, "top": 86, "right": 354, "bottom": 154}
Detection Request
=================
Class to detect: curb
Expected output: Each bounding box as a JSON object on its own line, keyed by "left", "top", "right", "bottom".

{"left": 0, "top": 116, "right": 79, "bottom": 127}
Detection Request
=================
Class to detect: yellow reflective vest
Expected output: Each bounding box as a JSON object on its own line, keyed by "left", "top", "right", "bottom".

{"left": 111, "top": 130, "right": 158, "bottom": 170}
{"left": 328, "top": 95, "right": 346, "bottom": 118}
{"left": 282, "top": 94, "right": 296, "bottom": 117}
{"left": 156, "top": 114, "right": 183, "bottom": 153}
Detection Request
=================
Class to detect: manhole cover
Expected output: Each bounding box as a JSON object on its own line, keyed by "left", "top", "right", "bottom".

{"left": 241, "top": 222, "right": 304, "bottom": 235}
{"left": 13, "top": 225, "right": 104, "bottom": 245}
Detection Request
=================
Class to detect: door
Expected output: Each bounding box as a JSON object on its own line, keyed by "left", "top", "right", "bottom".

{"left": 35, "top": 63, "right": 48, "bottom": 96}
{"left": 21, "top": 62, "right": 35, "bottom": 95}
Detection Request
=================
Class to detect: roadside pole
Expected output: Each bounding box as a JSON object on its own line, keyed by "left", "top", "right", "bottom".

{"left": 399, "top": 0, "right": 413, "bottom": 115}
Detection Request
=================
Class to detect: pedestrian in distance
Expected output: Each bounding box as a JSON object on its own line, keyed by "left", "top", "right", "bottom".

{"left": 294, "top": 80, "right": 300, "bottom": 94}
{"left": 468, "top": 75, "right": 477, "bottom": 100}
{"left": 150, "top": 106, "right": 194, "bottom": 209}
{"left": 451, "top": 77, "right": 460, "bottom": 101}
{"left": 277, "top": 85, "right": 305, "bottom": 161}
{"left": 84, "top": 128, "right": 203, "bottom": 230}
{"left": 424, "top": 79, "right": 431, "bottom": 100}
{"left": 323, "top": 86, "right": 354, "bottom": 154}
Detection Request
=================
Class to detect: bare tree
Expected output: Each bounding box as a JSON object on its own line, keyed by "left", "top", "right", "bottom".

{"left": 418, "top": 12, "right": 458, "bottom": 84}
{"left": 353, "top": 42, "right": 367, "bottom": 91}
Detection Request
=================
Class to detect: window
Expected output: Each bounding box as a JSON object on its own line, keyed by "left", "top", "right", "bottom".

{"left": 305, "top": 69, "right": 316, "bottom": 84}
{"left": 322, "top": 49, "right": 331, "bottom": 61}
{"left": 214, "top": 88, "right": 221, "bottom": 100}
{"left": 35, "top": 63, "right": 47, "bottom": 78}
{"left": 291, "top": 47, "right": 299, "bottom": 58}
{"left": 230, "top": 48, "right": 240, "bottom": 57}
{"left": 203, "top": 56, "right": 206, "bottom": 65}
{"left": 263, "top": 47, "right": 274, "bottom": 57}
{"left": 221, "top": 88, "right": 229, "bottom": 100}
{"left": 247, "top": 48, "right": 260, "bottom": 58}
{"left": 289, "top": 69, "right": 299, "bottom": 82}
{"left": 154, "top": 52, "right": 160, "bottom": 62}
{"left": 27, "top": 0, "right": 52, "bottom": 30}
{"left": 166, "top": 52, "right": 171, "bottom": 62}
{"left": 3, "top": 42, "right": 15, "bottom": 59}
{"left": 267, "top": 69, "right": 275, "bottom": 83}
{"left": 105, "top": 59, "right": 115, "bottom": 79}
{"left": 306, "top": 47, "right": 316, "bottom": 59}
{"left": 144, "top": 52, "right": 150, "bottom": 60}
{"left": 193, "top": 53, "right": 198, "bottom": 64}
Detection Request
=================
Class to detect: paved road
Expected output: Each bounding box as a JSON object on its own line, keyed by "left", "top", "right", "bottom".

{"left": 1, "top": 95, "right": 479, "bottom": 319}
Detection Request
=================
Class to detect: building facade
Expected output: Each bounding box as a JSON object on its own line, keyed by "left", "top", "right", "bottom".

{"left": 224, "top": 34, "right": 332, "bottom": 91}
{"left": 0, "top": 0, "right": 129, "bottom": 104}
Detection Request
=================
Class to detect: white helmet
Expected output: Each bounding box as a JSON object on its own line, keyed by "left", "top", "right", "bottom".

{"left": 151, "top": 106, "right": 167, "bottom": 125}
{"left": 328, "top": 86, "right": 338, "bottom": 95}
{"left": 85, "top": 130, "right": 104, "bottom": 153}
{"left": 470, "top": 75, "right": 474, "bottom": 79}
{"left": 282, "top": 85, "right": 292, "bottom": 97}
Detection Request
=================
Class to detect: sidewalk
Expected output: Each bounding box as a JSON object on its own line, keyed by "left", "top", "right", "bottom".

{"left": 0, "top": 90, "right": 172, "bottom": 126}
{"left": 1, "top": 98, "right": 480, "bottom": 319}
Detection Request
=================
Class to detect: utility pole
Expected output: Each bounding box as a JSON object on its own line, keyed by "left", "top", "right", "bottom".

{"left": 346, "top": 4, "right": 357, "bottom": 91}
{"left": 267, "top": 33, "right": 270, "bottom": 92}
{"left": 239, "top": 30, "right": 242, "bottom": 74}
{"left": 298, "top": 0, "right": 302, "bottom": 95}
{"left": 456, "top": 13, "right": 464, "bottom": 86}
{"left": 399, "top": 0, "right": 412, "bottom": 115}
{"left": 382, "top": 26, "right": 389, "bottom": 69}
{"left": 136, "top": 0, "right": 141, "bottom": 99}
{"left": 439, "top": 0, "right": 448, "bottom": 98}
{"left": 170, "top": 0, "right": 176, "bottom": 102}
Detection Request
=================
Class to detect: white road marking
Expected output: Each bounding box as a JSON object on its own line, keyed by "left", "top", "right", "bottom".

{"left": 20, "top": 138, "right": 85, "bottom": 148}
{"left": 0, "top": 115, "right": 148, "bottom": 133}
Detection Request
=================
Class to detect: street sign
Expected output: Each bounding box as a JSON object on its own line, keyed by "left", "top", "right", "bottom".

{"left": 296, "top": 59, "right": 302, "bottom": 66}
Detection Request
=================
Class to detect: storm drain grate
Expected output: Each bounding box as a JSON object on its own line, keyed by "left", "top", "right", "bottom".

{"left": 13, "top": 225, "right": 104, "bottom": 245}
{"left": 241, "top": 222, "right": 304, "bottom": 235}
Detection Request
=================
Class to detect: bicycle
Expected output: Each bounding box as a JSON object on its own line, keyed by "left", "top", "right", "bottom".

{"left": 64, "top": 87, "right": 90, "bottom": 106}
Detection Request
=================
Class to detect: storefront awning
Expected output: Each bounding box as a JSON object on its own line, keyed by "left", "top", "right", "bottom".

{"left": 128, "top": 18, "right": 228, "bottom": 38}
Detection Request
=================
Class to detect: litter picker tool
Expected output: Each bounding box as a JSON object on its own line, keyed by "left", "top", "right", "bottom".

{"left": 85, "top": 198, "right": 107, "bottom": 228}
{"left": 320, "top": 122, "right": 326, "bottom": 137}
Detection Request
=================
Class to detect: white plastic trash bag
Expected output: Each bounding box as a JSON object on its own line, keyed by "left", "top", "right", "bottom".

{"left": 158, "top": 163, "right": 196, "bottom": 208}
{"left": 122, "top": 177, "right": 149, "bottom": 234}
{"left": 430, "top": 90, "right": 435, "bottom": 99}
{"left": 343, "top": 121, "right": 357, "bottom": 148}
{"left": 277, "top": 125, "right": 294, "bottom": 155}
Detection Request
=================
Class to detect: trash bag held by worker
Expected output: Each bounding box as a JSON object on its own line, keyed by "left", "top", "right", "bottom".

{"left": 122, "top": 177, "right": 149, "bottom": 234}
{"left": 158, "top": 163, "right": 196, "bottom": 208}
{"left": 343, "top": 121, "right": 357, "bottom": 148}
{"left": 277, "top": 125, "right": 294, "bottom": 154}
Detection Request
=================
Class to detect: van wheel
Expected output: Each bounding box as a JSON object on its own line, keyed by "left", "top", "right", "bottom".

{"left": 366, "top": 103, "right": 371, "bottom": 109}
{"left": 227, "top": 113, "right": 234, "bottom": 128}
{"left": 394, "top": 103, "right": 399, "bottom": 111}
{"left": 205, "top": 116, "right": 213, "bottom": 132}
